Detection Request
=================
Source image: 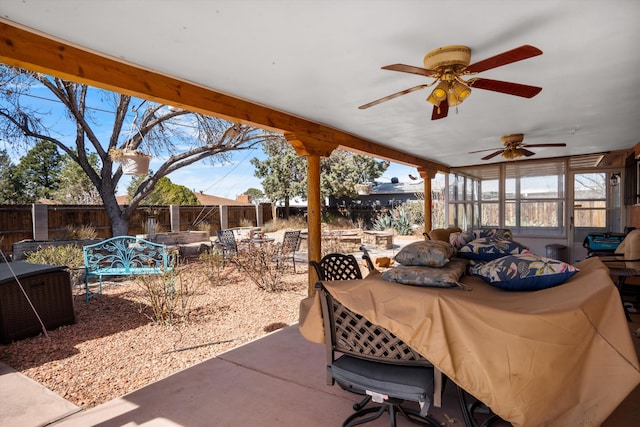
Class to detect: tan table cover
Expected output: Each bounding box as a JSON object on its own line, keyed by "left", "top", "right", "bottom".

{"left": 299, "top": 257, "right": 640, "bottom": 427}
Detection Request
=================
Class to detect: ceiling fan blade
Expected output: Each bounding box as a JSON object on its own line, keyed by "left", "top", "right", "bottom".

{"left": 470, "top": 78, "right": 542, "bottom": 98}
{"left": 521, "top": 148, "right": 536, "bottom": 157}
{"left": 481, "top": 150, "right": 504, "bottom": 160}
{"left": 431, "top": 99, "right": 449, "bottom": 120}
{"left": 522, "top": 143, "right": 567, "bottom": 148}
{"left": 358, "top": 84, "right": 430, "bottom": 109}
{"left": 382, "top": 64, "right": 438, "bottom": 77}
{"left": 469, "top": 147, "right": 503, "bottom": 154}
{"left": 465, "top": 45, "right": 543, "bottom": 74}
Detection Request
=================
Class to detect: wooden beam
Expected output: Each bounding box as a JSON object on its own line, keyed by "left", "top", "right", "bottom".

{"left": 0, "top": 19, "right": 448, "bottom": 172}
{"left": 284, "top": 132, "right": 338, "bottom": 158}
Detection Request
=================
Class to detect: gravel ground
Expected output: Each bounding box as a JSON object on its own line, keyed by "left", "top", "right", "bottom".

{"left": 0, "top": 257, "right": 308, "bottom": 409}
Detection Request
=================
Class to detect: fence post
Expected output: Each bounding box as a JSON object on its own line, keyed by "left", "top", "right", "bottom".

{"left": 255, "top": 203, "right": 263, "bottom": 227}
{"left": 169, "top": 204, "right": 180, "bottom": 232}
{"left": 32, "top": 203, "right": 48, "bottom": 241}
{"left": 219, "top": 205, "right": 228, "bottom": 229}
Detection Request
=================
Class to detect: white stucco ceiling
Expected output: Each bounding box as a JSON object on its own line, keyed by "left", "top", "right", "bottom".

{"left": 1, "top": 0, "right": 639, "bottom": 168}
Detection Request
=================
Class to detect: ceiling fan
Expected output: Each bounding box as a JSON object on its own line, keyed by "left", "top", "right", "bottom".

{"left": 359, "top": 45, "right": 543, "bottom": 120}
{"left": 469, "top": 133, "right": 567, "bottom": 160}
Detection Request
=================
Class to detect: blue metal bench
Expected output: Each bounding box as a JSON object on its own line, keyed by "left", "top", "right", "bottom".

{"left": 83, "top": 236, "right": 175, "bottom": 303}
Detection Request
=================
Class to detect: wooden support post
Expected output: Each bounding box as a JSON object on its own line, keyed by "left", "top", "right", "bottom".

{"left": 418, "top": 167, "right": 438, "bottom": 233}
{"left": 307, "top": 154, "right": 322, "bottom": 294}
{"left": 285, "top": 132, "right": 338, "bottom": 295}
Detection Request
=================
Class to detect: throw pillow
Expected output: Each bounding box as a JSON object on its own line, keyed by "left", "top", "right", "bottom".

{"left": 458, "top": 237, "right": 529, "bottom": 261}
{"left": 473, "top": 228, "right": 514, "bottom": 240}
{"left": 381, "top": 258, "right": 469, "bottom": 288}
{"left": 394, "top": 240, "right": 455, "bottom": 268}
{"left": 449, "top": 230, "right": 475, "bottom": 250}
{"left": 470, "top": 253, "right": 579, "bottom": 291}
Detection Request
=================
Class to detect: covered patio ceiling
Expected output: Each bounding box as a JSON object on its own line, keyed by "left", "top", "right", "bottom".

{"left": 1, "top": 1, "right": 639, "bottom": 171}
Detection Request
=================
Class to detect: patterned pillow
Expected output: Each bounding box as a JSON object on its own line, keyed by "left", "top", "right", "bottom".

{"left": 470, "top": 253, "right": 579, "bottom": 291}
{"left": 458, "top": 237, "right": 529, "bottom": 261}
{"left": 449, "top": 230, "right": 475, "bottom": 250}
{"left": 473, "top": 228, "right": 514, "bottom": 240}
{"left": 394, "top": 240, "right": 455, "bottom": 267}
{"left": 381, "top": 258, "right": 469, "bottom": 288}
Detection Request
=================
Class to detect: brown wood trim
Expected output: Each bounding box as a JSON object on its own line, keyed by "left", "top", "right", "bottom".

{"left": 0, "top": 19, "right": 448, "bottom": 172}
{"left": 285, "top": 133, "right": 338, "bottom": 157}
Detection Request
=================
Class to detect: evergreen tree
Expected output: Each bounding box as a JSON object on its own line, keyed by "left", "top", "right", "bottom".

{"left": 13, "top": 139, "right": 62, "bottom": 203}
{"left": 252, "top": 138, "right": 387, "bottom": 216}
{"left": 0, "top": 149, "right": 19, "bottom": 203}
{"left": 251, "top": 136, "right": 307, "bottom": 218}
{"left": 53, "top": 153, "right": 102, "bottom": 204}
{"left": 127, "top": 175, "right": 199, "bottom": 205}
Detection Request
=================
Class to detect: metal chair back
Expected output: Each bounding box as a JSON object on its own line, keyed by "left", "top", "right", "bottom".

{"left": 279, "top": 230, "right": 301, "bottom": 272}
{"left": 216, "top": 229, "right": 238, "bottom": 263}
{"left": 310, "top": 253, "right": 363, "bottom": 281}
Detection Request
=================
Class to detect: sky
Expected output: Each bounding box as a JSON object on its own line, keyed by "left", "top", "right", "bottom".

{"left": 1, "top": 81, "right": 417, "bottom": 200}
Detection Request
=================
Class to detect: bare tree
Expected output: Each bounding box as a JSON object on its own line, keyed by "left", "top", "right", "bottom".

{"left": 0, "top": 66, "right": 278, "bottom": 235}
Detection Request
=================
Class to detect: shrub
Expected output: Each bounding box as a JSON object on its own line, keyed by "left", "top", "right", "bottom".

{"left": 402, "top": 200, "right": 425, "bottom": 226}
{"left": 25, "top": 244, "right": 85, "bottom": 285}
{"left": 193, "top": 221, "right": 211, "bottom": 232}
{"left": 238, "top": 218, "right": 254, "bottom": 227}
{"left": 198, "top": 249, "right": 225, "bottom": 285}
{"left": 373, "top": 212, "right": 394, "bottom": 231}
{"left": 135, "top": 264, "right": 200, "bottom": 325}
{"left": 232, "top": 242, "right": 286, "bottom": 292}
{"left": 392, "top": 207, "right": 413, "bottom": 235}
{"left": 372, "top": 206, "right": 416, "bottom": 236}
{"left": 323, "top": 214, "right": 355, "bottom": 230}
{"left": 56, "top": 224, "right": 98, "bottom": 240}
{"left": 261, "top": 216, "right": 307, "bottom": 233}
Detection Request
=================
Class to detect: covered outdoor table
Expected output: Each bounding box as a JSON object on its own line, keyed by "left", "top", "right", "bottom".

{"left": 299, "top": 257, "right": 640, "bottom": 427}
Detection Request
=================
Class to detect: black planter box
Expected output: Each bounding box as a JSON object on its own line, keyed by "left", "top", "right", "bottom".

{"left": 0, "top": 262, "right": 75, "bottom": 344}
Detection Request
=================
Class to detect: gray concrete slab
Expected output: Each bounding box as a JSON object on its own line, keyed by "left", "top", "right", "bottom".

{"left": 0, "top": 361, "right": 79, "bottom": 427}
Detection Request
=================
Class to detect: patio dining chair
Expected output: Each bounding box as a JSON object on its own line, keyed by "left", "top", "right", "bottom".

{"left": 310, "top": 248, "right": 376, "bottom": 281}
{"left": 277, "top": 230, "right": 301, "bottom": 272}
{"left": 315, "top": 282, "right": 442, "bottom": 427}
{"left": 215, "top": 229, "right": 238, "bottom": 266}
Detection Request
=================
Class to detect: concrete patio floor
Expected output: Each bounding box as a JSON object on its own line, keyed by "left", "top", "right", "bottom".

{"left": 2, "top": 317, "right": 639, "bottom": 427}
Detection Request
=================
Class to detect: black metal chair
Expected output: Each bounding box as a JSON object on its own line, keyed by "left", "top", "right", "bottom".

{"left": 215, "top": 229, "right": 238, "bottom": 266}
{"left": 456, "top": 387, "right": 503, "bottom": 427}
{"left": 310, "top": 249, "right": 375, "bottom": 281}
{"left": 278, "top": 230, "right": 301, "bottom": 272}
{"left": 316, "top": 282, "right": 441, "bottom": 427}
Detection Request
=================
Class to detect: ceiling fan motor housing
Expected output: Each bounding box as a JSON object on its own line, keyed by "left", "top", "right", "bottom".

{"left": 500, "top": 133, "right": 525, "bottom": 147}
{"left": 423, "top": 45, "right": 471, "bottom": 71}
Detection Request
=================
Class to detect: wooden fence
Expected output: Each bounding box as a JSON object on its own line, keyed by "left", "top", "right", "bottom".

{"left": 0, "top": 203, "right": 273, "bottom": 255}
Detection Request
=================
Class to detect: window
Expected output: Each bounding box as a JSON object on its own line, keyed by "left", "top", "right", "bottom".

{"left": 449, "top": 161, "right": 565, "bottom": 236}
{"left": 447, "top": 167, "right": 494, "bottom": 230}
{"left": 573, "top": 172, "right": 606, "bottom": 228}
{"left": 504, "top": 162, "right": 564, "bottom": 234}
